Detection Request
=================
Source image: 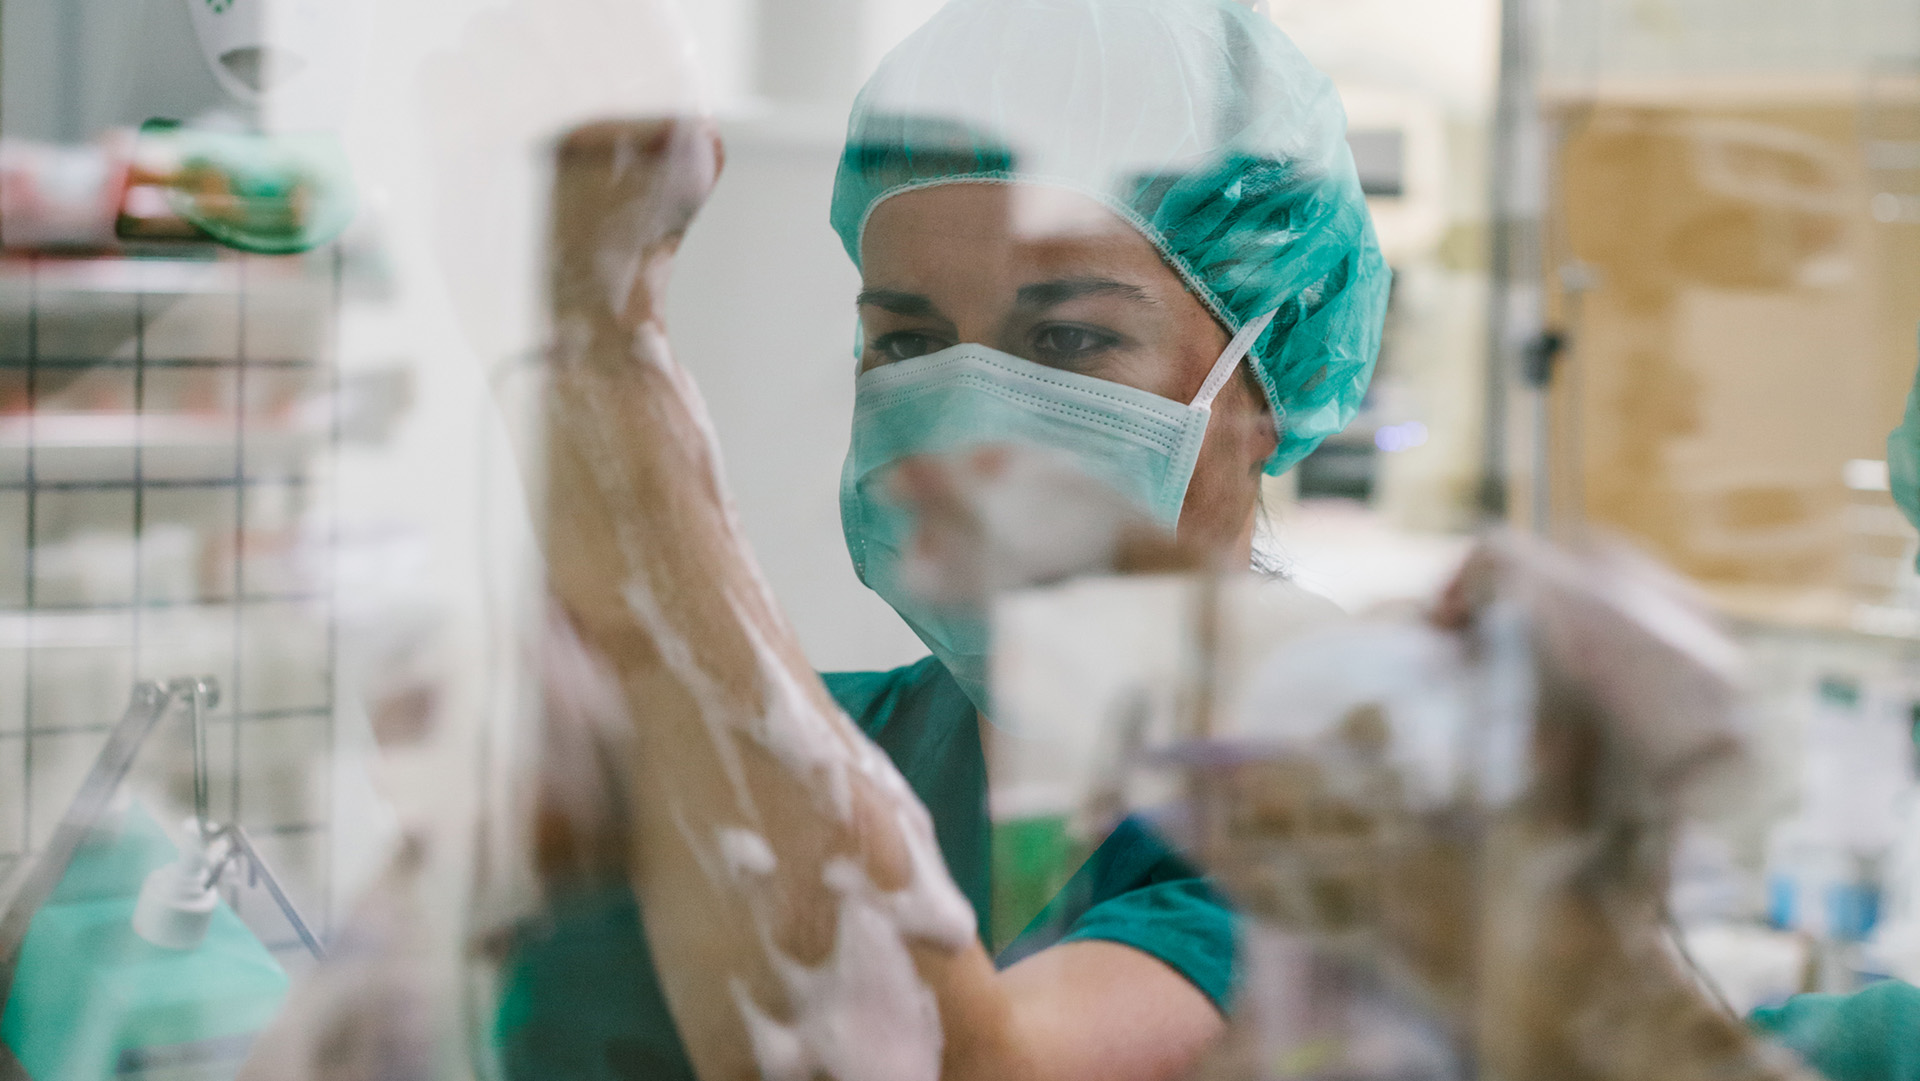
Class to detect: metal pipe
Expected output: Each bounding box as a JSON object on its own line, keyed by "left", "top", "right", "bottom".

{"left": 0, "top": 679, "right": 195, "bottom": 1010}
{"left": 1481, "top": 0, "right": 1550, "bottom": 525}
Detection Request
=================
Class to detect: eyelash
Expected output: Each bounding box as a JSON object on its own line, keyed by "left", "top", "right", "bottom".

{"left": 870, "top": 331, "right": 953, "bottom": 361}
{"left": 1030, "top": 324, "right": 1119, "bottom": 366}
{"left": 866, "top": 323, "right": 1123, "bottom": 365}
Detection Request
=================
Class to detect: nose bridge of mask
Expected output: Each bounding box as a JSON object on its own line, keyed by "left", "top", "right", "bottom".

{"left": 1189, "top": 309, "right": 1277, "bottom": 413}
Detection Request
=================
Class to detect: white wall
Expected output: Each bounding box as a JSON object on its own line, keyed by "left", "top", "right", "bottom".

{"left": 1270, "top": 0, "right": 1499, "bottom": 114}
{"left": 665, "top": 111, "right": 928, "bottom": 673}
{"left": 662, "top": 0, "right": 954, "bottom": 674}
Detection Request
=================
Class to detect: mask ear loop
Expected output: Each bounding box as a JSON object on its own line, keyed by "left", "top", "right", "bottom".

{"left": 1189, "top": 310, "right": 1277, "bottom": 411}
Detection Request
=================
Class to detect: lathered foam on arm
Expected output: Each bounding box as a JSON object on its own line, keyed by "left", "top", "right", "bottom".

{"left": 539, "top": 119, "right": 1009, "bottom": 1081}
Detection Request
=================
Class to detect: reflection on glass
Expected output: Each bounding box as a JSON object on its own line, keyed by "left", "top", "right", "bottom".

{"left": 1, "top": 0, "right": 1918, "bottom": 1078}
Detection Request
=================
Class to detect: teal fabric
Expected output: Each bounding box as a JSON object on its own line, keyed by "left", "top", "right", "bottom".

{"left": 493, "top": 657, "right": 1239, "bottom": 1080}
{"left": 1750, "top": 981, "right": 1920, "bottom": 1081}
{"left": 492, "top": 885, "right": 683, "bottom": 1081}
{"left": 829, "top": 0, "right": 1391, "bottom": 475}
{"left": 1887, "top": 330, "right": 1920, "bottom": 564}
{"left": 998, "top": 816, "right": 1238, "bottom": 1011}
{"left": 0, "top": 802, "right": 287, "bottom": 1081}
{"left": 823, "top": 657, "right": 994, "bottom": 941}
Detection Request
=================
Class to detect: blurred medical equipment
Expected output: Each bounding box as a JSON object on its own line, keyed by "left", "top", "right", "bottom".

{"left": 993, "top": 535, "right": 1819, "bottom": 1081}
{"left": 0, "top": 124, "right": 353, "bottom": 254}
{"left": 1489, "top": 0, "right": 1920, "bottom": 607}
{"left": 0, "top": 676, "right": 321, "bottom": 1081}
{"left": 183, "top": 0, "right": 366, "bottom": 131}
{"left": 0, "top": 67, "right": 364, "bottom": 1066}
{"left": 0, "top": 244, "right": 353, "bottom": 965}
{"left": 1467, "top": 6, "right": 1920, "bottom": 1019}
{"left": 0, "top": 0, "right": 359, "bottom": 254}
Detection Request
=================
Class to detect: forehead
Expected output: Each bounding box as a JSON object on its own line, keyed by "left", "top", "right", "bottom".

{"left": 859, "top": 183, "right": 1170, "bottom": 285}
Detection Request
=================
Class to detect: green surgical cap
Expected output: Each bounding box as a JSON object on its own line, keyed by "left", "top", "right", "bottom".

{"left": 830, "top": 0, "right": 1392, "bottom": 475}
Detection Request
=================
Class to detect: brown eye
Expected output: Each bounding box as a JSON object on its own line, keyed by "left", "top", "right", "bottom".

{"left": 1030, "top": 324, "right": 1118, "bottom": 368}
{"left": 871, "top": 332, "right": 952, "bottom": 362}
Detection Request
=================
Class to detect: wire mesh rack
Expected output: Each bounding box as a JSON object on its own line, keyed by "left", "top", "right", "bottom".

{"left": 0, "top": 246, "right": 342, "bottom": 965}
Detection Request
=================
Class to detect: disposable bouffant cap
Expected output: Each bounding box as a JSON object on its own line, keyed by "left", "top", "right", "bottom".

{"left": 831, "top": 0, "right": 1391, "bottom": 473}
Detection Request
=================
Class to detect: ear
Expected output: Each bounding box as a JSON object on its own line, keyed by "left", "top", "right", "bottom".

{"left": 1235, "top": 365, "right": 1278, "bottom": 475}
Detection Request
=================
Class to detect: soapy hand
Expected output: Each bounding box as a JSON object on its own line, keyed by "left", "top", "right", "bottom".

{"left": 546, "top": 119, "right": 722, "bottom": 334}
{"left": 1433, "top": 529, "right": 1751, "bottom": 805}
{"left": 1421, "top": 531, "right": 1793, "bottom": 1081}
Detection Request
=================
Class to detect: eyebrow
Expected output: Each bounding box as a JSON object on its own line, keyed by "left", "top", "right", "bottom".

{"left": 1014, "top": 277, "right": 1156, "bottom": 310}
{"left": 855, "top": 277, "right": 1156, "bottom": 318}
{"left": 855, "top": 289, "right": 941, "bottom": 317}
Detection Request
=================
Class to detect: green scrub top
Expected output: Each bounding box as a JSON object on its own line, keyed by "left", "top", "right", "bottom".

{"left": 493, "top": 656, "right": 1239, "bottom": 1081}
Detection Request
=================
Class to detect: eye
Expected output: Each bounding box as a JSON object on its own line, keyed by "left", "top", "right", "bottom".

{"left": 1030, "top": 324, "right": 1119, "bottom": 368}
{"left": 870, "top": 331, "right": 953, "bottom": 363}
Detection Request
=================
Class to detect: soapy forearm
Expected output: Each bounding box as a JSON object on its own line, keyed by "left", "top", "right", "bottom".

{"left": 541, "top": 120, "right": 1000, "bottom": 1081}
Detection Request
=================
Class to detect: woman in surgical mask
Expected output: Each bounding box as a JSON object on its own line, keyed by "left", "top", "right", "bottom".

{"left": 496, "top": 0, "right": 1388, "bottom": 1077}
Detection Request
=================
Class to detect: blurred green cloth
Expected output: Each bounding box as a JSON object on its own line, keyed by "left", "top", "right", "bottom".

{"left": 1887, "top": 329, "right": 1920, "bottom": 557}
{"left": 1751, "top": 981, "right": 1920, "bottom": 1081}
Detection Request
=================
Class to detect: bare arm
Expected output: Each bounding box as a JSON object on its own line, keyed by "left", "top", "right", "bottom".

{"left": 539, "top": 119, "right": 1224, "bottom": 1081}
{"left": 1000, "top": 942, "right": 1225, "bottom": 1081}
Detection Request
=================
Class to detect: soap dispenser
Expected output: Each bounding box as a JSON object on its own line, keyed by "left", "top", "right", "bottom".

{"left": 2, "top": 819, "right": 290, "bottom": 1081}
{"left": 130, "top": 822, "right": 221, "bottom": 951}
{"left": 0, "top": 678, "right": 295, "bottom": 1081}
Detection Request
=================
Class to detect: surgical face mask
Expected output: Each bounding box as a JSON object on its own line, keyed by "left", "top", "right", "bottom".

{"left": 840, "top": 311, "right": 1275, "bottom": 716}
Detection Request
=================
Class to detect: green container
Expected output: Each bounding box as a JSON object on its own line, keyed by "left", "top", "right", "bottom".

{"left": 2, "top": 806, "right": 289, "bottom": 1081}
{"left": 47, "top": 807, "right": 176, "bottom": 908}
{"left": 991, "top": 812, "right": 1084, "bottom": 953}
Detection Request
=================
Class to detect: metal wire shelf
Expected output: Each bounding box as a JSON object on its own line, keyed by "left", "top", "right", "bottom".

{"left": 1, "top": 248, "right": 343, "bottom": 963}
